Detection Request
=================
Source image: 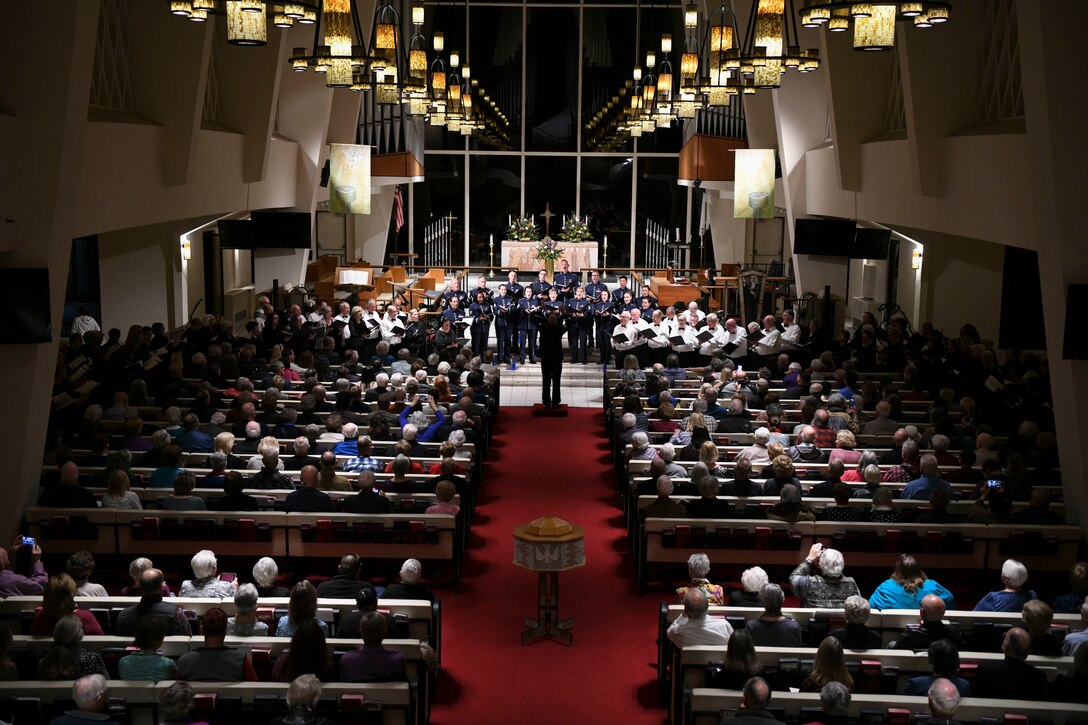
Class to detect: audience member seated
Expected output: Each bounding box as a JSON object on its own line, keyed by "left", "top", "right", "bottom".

{"left": 789, "top": 545, "right": 859, "bottom": 609}
{"left": 383, "top": 558, "right": 435, "bottom": 602}
{"left": 640, "top": 475, "right": 687, "bottom": 518}
{"left": 814, "top": 682, "right": 852, "bottom": 725}
{"left": 285, "top": 465, "right": 335, "bottom": 513}
{"left": 180, "top": 549, "right": 238, "bottom": 599}
{"left": 1013, "top": 488, "right": 1064, "bottom": 526}
{"left": 970, "top": 627, "right": 1046, "bottom": 700}
{"left": 276, "top": 581, "right": 329, "bottom": 637}
{"left": 685, "top": 476, "right": 732, "bottom": 519}
{"left": 177, "top": 606, "right": 257, "bottom": 681}
{"left": 723, "top": 677, "right": 776, "bottom": 725}
{"left": 1022, "top": 599, "right": 1062, "bottom": 656}
{"left": 227, "top": 583, "right": 269, "bottom": 636}
{"left": 343, "top": 471, "right": 395, "bottom": 514}
{"left": 116, "top": 568, "right": 192, "bottom": 636}
{"left": 214, "top": 471, "right": 260, "bottom": 512}
{"left": 866, "top": 486, "right": 900, "bottom": 522}
{"left": 1054, "top": 562, "right": 1088, "bottom": 614}
{"left": 156, "top": 683, "right": 200, "bottom": 725}
{"left": 269, "top": 675, "right": 336, "bottom": 725}
{"left": 925, "top": 677, "right": 963, "bottom": 725}
{"left": 1062, "top": 597, "right": 1088, "bottom": 656}
{"left": 102, "top": 470, "right": 142, "bottom": 510}
{"left": 730, "top": 567, "right": 768, "bottom": 607}
{"left": 902, "top": 639, "right": 970, "bottom": 697}
{"left": 766, "top": 483, "right": 813, "bottom": 524}
{"left": 713, "top": 630, "right": 764, "bottom": 690}
{"left": 251, "top": 447, "right": 294, "bottom": 489}
{"left": 901, "top": 454, "right": 953, "bottom": 501}
{"left": 745, "top": 583, "right": 802, "bottom": 647}
{"left": 284, "top": 436, "right": 320, "bottom": 471}
{"left": 39, "top": 616, "right": 108, "bottom": 679}
{"left": 316, "top": 553, "right": 383, "bottom": 598}
{"left": 827, "top": 431, "right": 861, "bottom": 467}
{"left": 667, "top": 589, "right": 733, "bottom": 648}
{"left": 149, "top": 445, "right": 184, "bottom": 489}
{"left": 41, "top": 462, "right": 97, "bottom": 508}
{"left": 892, "top": 594, "right": 962, "bottom": 650}
{"left": 965, "top": 480, "right": 1015, "bottom": 524}
{"left": 820, "top": 484, "right": 864, "bottom": 522}
{"left": 808, "top": 460, "right": 845, "bottom": 498}
{"left": 676, "top": 553, "right": 726, "bottom": 606}
{"left": 829, "top": 596, "right": 881, "bottom": 650}
{"left": 253, "top": 556, "right": 290, "bottom": 597}
{"left": 869, "top": 554, "right": 956, "bottom": 610}
{"left": 272, "top": 619, "right": 332, "bottom": 683}
{"left": 46, "top": 675, "right": 116, "bottom": 725}
{"left": 426, "top": 480, "right": 461, "bottom": 515}
{"left": 66, "top": 551, "right": 107, "bottom": 597}
{"left": 317, "top": 451, "right": 353, "bottom": 492}
{"left": 917, "top": 489, "right": 960, "bottom": 524}
{"left": 30, "top": 573, "right": 104, "bottom": 636}
{"left": 118, "top": 617, "right": 178, "bottom": 681}
{"left": 800, "top": 636, "right": 853, "bottom": 693}
{"left": 337, "top": 584, "right": 386, "bottom": 641}
{"left": 163, "top": 471, "right": 207, "bottom": 511}
{"left": 973, "top": 559, "right": 1037, "bottom": 612}
{"left": 340, "top": 611, "right": 409, "bottom": 682}
{"left": 1049, "top": 644, "right": 1088, "bottom": 704}
{"left": 119, "top": 557, "right": 171, "bottom": 598}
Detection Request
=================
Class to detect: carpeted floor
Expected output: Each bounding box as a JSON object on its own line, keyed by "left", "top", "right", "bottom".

{"left": 430, "top": 407, "right": 666, "bottom": 724}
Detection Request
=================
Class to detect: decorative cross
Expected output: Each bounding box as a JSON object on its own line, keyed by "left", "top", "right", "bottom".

{"left": 445, "top": 211, "right": 458, "bottom": 227}
{"left": 541, "top": 203, "right": 555, "bottom": 237}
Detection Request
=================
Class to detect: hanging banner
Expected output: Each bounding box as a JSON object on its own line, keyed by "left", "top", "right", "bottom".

{"left": 328, "top": 144, "right": 372, "bottom": 215}
{"left": 734, "top": 148, "right": 776, "bottom": 220}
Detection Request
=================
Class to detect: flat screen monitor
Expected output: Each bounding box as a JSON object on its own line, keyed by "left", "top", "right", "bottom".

{"left": 852, "top": 228, "right": 892, "bottom": 259}
{"left": 251, "top": 211, "right": 312, "bottom": 249}
{"left": 793, "top": 218, "right": 856, "bottom": 256}
{"left": 217, "top": 219, "right": 254, "bottom": 249}
{"left": 0, "top": 268, "right": 52, "bottom": 344}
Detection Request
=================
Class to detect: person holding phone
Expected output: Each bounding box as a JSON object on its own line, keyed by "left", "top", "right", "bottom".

{"left": 0, "top": 539, "right": 47, "bottom": 596}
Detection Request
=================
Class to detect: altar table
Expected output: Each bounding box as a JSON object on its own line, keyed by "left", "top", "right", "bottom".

{"left": 501, "top": 240, "right": 598, "bottom": 272}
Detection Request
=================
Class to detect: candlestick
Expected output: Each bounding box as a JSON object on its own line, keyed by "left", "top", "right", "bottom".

{"left": 508, "top": 214, "right": 512, "bottom": 227}
{"left": 531, "top": 214, "right": 535, "bottom": 225}
{"left": 675, "top": 227, "right": 680, "bottom": 240}
{"left": 603, "top": 234, "right": 608, "bottom": 248}
{"left": 489, "top": 234, "right": 494, "bottom": 278}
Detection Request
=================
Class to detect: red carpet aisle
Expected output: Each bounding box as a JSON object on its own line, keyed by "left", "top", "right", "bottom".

{"left": 430, "top": 407, "right": 665, "bottom": 724}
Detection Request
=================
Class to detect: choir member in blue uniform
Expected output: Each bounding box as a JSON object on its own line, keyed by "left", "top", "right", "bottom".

{"left": 552, "top": 258, "right": 579, "bottom": 302}
{"left": 516, "top": 285, "right": 540, "bottom": 364}
{"left": 442, "top": 276, "right": 469, "bottom": 309}
{"left": 611, "top": 274, "right": 632, "bottom": 303}
{"left": 566, "top": 286, "right": 592, "bottom": 363}
{"left": 584, "top": 270, "right": 608, "bottom": 350}
{"left": 442, "top": 295, "right": 467, "bottom": 336}
{"left": 468, "top": 290, "right": 492, "bottom": 358}
{"left": 470, "top": 275, "right": 493, "bottom": 304}
{"left": 593, "top": 289, "right": 614, "bottom": 365}
{"left": 530, "top": 268, "right": 551, "bottom": 304}
{"left": 493, "top": 283, "right": 516, "bottom": 364}
{"left": 504, "top": 270, "right": 524, "bottom": 354}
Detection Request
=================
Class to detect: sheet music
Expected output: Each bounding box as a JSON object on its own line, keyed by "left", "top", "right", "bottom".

{"left": 338, "top": 269, "right": 371, "bottom": 286}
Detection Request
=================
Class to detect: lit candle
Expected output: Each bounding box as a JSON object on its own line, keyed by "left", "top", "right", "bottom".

{"left": 508, "top": 214, "right": 512, "bottom": 226}
{"left": 489, "top": 233, "right": 494, "bottom": 247}
{"left": 531, "top": 214, "right": 535, "bottom": 224}
{"left": 604, "top": 234, "right": 608, "bottom": 248}
{"left": 675, "top": 227, "right": 681, "bottom": 240}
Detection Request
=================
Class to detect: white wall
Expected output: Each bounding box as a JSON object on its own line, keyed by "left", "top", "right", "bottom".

{"left": 98, "top": 227, "right": 172, "bottom": 333}
{"left": 253, "top": 247, "right": 309, "bottom": 292}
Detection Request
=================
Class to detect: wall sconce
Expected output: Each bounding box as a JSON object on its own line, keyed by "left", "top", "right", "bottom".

{"left": 181, "top": 239, "right": 192, "bottom": 261}
{"left": 911, "top": 248, "right": 922, "bottom": 270}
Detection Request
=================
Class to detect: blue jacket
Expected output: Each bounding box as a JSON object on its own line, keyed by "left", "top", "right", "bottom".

{"left": 400, "top": 406, "right": 446, "bottom": 443}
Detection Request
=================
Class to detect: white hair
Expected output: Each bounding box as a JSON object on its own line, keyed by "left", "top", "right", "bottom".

{"left": 660, "top": 443, "right": 676, "bottom": 462}
{"left": 622, "top": 412, "right": 636, "bottom": 430}
{"left": 741, "top": 566, "right": 769, "bottom": 593}
{"left": 72, "top": 674, "right": 109, "bottom": 710}
{"left": 400, "top": 558, "right": 422, "bottom": 584}
{"left": 631, "top": 431, "right": 649, "bottom": 449}
{"left": 928, "top": 678, "right": 961, "bottom": 719}
{"left": 261, "top": 446, "right": 280, "bottom": 467}
{"left": 402, "top": 423, "right": 419, "bottom": 441}
{"left": 234, "top": 583, "right": 259, "bottom": 613}
{"left": 844, "top": 595, "right": 870, "bottom": 625}
{"left": 687, "top": 553, "right": 711, "bottom": 578}
{"left": 1001, "top": 559, "right": 1028, "bottom": 588}
{"left": 930, "top": 434, "right": 950, "bottom": 452}
{"left": 342, "top": 422, "right": 359, "bottom": 440}
{"left": 191, "top": 549, "right": 218, "bottom": 579}
{"left": 753, "top": 427, "right": 771, "bottom": 445}
{"left": 252, "top": 556, "right": 278, "bottom": 587}
{"left": 375, "top": 373, "right": 390, "bottom": 386}
{"left": 819, "top": 548, "right": 845, "bottom": 578}
{"left": 448, "top": 429, "right": 466, "bottom": 447}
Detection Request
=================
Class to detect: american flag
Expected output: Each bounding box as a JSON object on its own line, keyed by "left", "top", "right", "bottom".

{"left": 393, "top": 185, "right": 405, "bottom": 234}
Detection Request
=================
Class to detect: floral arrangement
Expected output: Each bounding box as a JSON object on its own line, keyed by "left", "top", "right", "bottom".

{"left": 534, "top": 237, "right": 563, "bottom": 261}
{"left": 559, "top": 213, "right": 592, "bottom": 242}
{"left": 507, "top": 215, "right": 539, "bottom": 241}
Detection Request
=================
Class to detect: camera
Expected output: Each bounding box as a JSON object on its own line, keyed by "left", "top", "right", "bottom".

{"left": 20, "top": 536, "right": 35, "bottom": 547}
{"left": 986, "top": 479, "right": 1002, "bottom": 488}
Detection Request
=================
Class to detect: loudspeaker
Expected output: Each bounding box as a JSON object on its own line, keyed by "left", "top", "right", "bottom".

{"left": 320, "top": 160, "right": 330, "bottom": 188}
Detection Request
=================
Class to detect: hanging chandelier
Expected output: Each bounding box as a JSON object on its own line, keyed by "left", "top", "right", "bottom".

{"left": 169, "top": 1, "right": 319, "bottom": 45}
{"left": 799, "top": 0, "right": 951, "bottom": 51}
{"left": 736, "top": 0, "right": 821, "bottom": 90}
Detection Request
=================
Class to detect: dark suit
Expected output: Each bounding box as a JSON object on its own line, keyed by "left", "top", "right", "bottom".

{"left": 342, "top": 490, "right": 394, "bottom": 514}
{"left": 722, "top": 710, "right": 779, "bottom": 725}
{"left": 339, "top": 646, "right": 407, "bottom": 682}
{"left": 892, "top": 621, "right": 962, "bottom": 650}
{"left": 971, "top": 657, "right": 1047, "bottom": 700}
{"left": 717, "top": 417, "right": 754, "bottom": 434}
{"left": 383, "top": 581, "right": 435, "bottom": 602}
{"left": 284, "top": 487, "right": 335, "bottom": 513}
{"left": 41, "top": 482, "right": 98, "bottom": 508}
{"left": 537, "top": 317, "right": 567, "bottom": 408}
{"left": 829, "top": 623, "right": 882, "bottom": 650}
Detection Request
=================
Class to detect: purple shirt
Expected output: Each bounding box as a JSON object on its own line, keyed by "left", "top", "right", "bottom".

{"left": 0, "top": 561, "right": 48, "bottom": 596}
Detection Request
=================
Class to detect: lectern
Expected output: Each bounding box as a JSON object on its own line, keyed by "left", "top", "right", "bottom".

{"left": 512, "top": 516, "right": 585, "bottom": 646}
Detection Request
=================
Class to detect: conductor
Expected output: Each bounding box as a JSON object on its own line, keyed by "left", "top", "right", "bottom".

{"left": 538, "top": 312, "right": 567, "bottom": 409}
